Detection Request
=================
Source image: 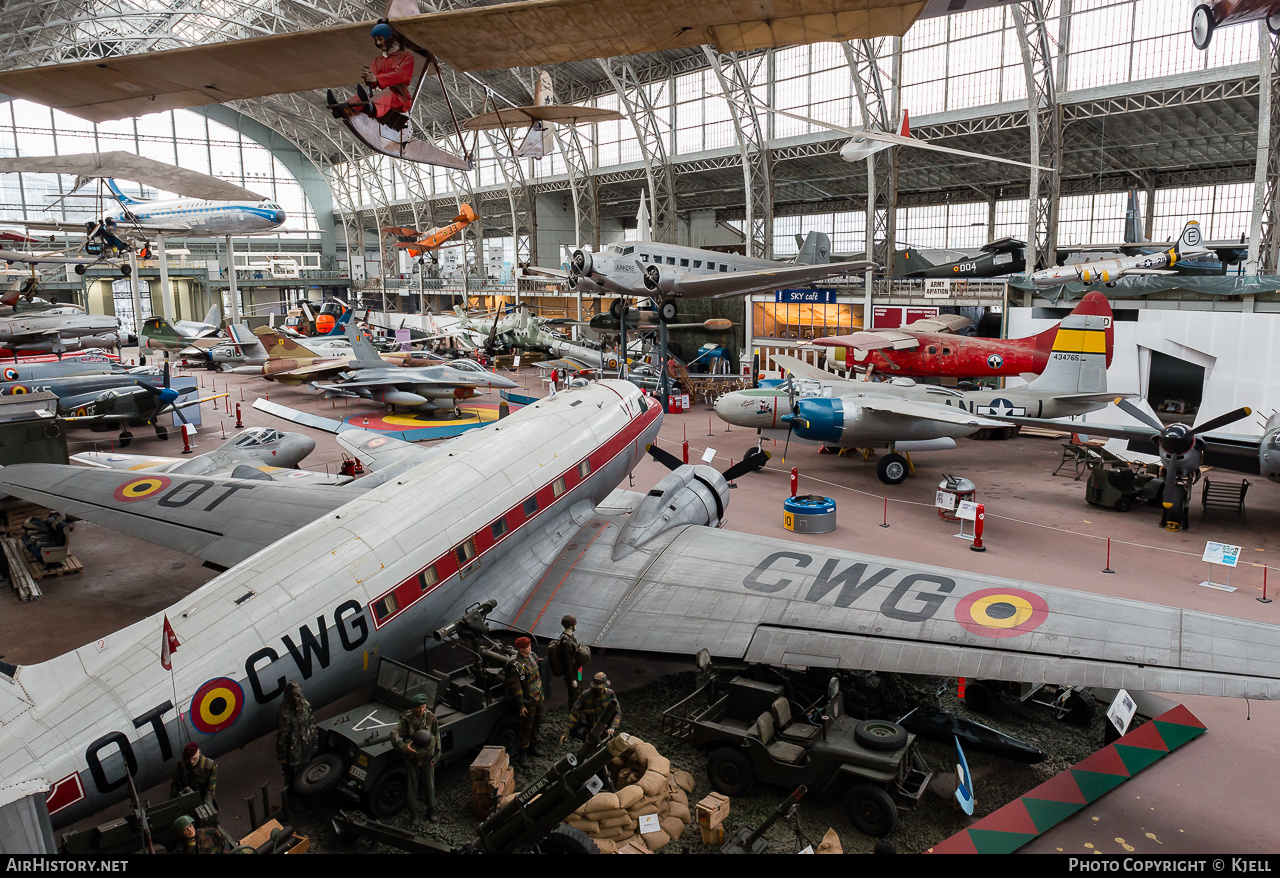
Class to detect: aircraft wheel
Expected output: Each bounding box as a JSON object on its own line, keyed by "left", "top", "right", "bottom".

{"left": 118, "top": 431, "right": 133, "bottom": 448}
{"left": 453, "top": 406, "right": 463, "bottom": 419}
{"left": 610, "top": 298, "right": 624, "bottom": 320}
{"left": 74, "top": 264, "right": 87, "bottom": 276}
{"left": 120, "top": 263, "right": 132, "bottom": 278}
{"left": 707, "top": 747, "right": 755, "bottom": 797}
{"left": 963, "top": 680, "right": 1000, "bottom": 715}
{"left": 844, "top": 784, "right": 898, "bottom": 837}
{"left": 1059, "top": 689, "right": 1096, "bottom": 726}
{"left": 154, "top": 424, "right": 168, "bottom": 440}
{"left": 658, "top": 297, "right": 678, "bottom": 324}
{"left": 363, "top": 766, "right": 408, "bottom": 818}
{"left": 385, "top": 403, "right": 395, "bottom": 414}
{"left": 876, "top": 453, "right": 909, "bottom": 485}
{"left": 1191, "top": 4, "right": 1214, "bottom": 50}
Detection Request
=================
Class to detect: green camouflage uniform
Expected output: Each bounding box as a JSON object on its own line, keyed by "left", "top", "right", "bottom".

{"left": 275, "top": 686, "right": 318, "bottom": 784}
{"left": 564, "top": 686, "right": 621, "bottom": 740}
{"left": 170, "top": 755, "right": 218, "bottom": 807}
{"left": 390, "top": 708, "right": 440, "bottom": 815}
{"left": 175, "top": 827, "right": 230, "bottom": 855}
{"left": 506, "top": 652, "right": 544, "bottom": 749}
{"left": 554, "top": 630, "right": 583, "bottom": 703}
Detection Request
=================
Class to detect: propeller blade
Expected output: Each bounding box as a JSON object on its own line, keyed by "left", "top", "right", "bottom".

{"left": 646, "top": 442, "right": 684, "bottom": 472}
{"left": 1194, "top": 406, "right": 1252, "bottom": 436}
{"left": 1114, "top": 398, "right": 1164, "bottom": 432}
{"left": 720, "top": 447, "right": 771, "bottom": 482}
{"left": 751, "top": 352, "right": 760, "bottom": 390}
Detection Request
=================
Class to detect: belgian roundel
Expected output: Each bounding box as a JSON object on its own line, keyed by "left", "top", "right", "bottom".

{"left": 191, "top": 677, "right": 244, "bottom": 734}
{"left": 112, "top": 476, "right": 172, "bottom": 502}
{"left": 8, "top": 384, "right": 28, "bottom": 395}
{"left": 955, "top": 587, "right": 1048, "bottom": 639}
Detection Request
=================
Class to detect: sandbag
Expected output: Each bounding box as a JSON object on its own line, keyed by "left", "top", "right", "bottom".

{"left": 816, "top": 827, "right": 843, "bottom": 854}
{"left": 599, "top": 814, "right": 636, "bottom": 830}
{"left": 660, "top": 815, "right": 686, "bottom": 841}
{"left": 640, "top": 829, "right": 671, "bottom": 851}
{"left": 616, "top": 784, "right": 645, "bottom": 810}
{"left": 638, "top": 769, "right": 666, "bottom": 797}
{"left": 668, "top": 801, "right": 691, "bottom": 823}
{"left": 671, "top": 769, "right": 695, "bottom": 794}
{"left": 582, "top": 792, "right": 621, "bottom": 814}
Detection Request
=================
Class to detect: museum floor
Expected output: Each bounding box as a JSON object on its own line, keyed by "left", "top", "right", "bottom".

{"left": 7, "top": 360, "right": 1279, "bottom": 855}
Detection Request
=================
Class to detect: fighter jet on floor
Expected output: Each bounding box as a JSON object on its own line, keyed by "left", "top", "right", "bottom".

{"left": 72, "top": 426, "right": 350, "bottom": 485}
{"left": 3, "top": 376, "right": 1280, "bottom": 851}
{"left": 312, "top": 322, "right": 518, "bottom": 414}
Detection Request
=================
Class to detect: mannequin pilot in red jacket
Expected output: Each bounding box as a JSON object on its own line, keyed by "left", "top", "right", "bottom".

{"left": 330, "top": 22, "right": 415, "bottom": 131}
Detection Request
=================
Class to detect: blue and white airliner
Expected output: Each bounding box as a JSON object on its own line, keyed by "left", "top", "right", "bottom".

{"left": 104, "top": 179, "right": 286, "bottom": 236}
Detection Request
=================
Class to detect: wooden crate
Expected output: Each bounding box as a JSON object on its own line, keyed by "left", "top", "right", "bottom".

{"left": 699, "top": 824, "right": 725, "bottom": 846}
{"left": 2, "top": 503, "right": 50, "bottom": 538}
{"left": 696, "top": 792, "right": 730, "bottom": 829}
{"left": 239, "top": 819, "right": 309, "bottom": 854}
{"left": 615, "top": 837, "right": 653, "bottom": 854}
{"left": 469, "top": 746, "right": 509, "bottom": 781}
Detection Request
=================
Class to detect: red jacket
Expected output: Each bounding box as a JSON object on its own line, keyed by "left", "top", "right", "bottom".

{"left": 370, "top": 50, "right": 414, "bottom": 116}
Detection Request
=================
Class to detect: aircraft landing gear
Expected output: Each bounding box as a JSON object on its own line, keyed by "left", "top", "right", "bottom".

{"left": 74, "top": 264, "right": 87, "bottom": 276}
{"left": 658, "top": 297, "right": 678, "bottom": 324}
{"left": 386, "top": 403, "right": 396, "bottom": 414}
{"left": 154, "top": 424, "right": 168, "bottom": 440}
{"left": 120, "top": 263, "right": 132, "bottom": 278}
{"left": 118, "top": 430, "right": 133, "bottom": 448}
{"left": 876, "top": 453, "right": 909, "bottom": 486}
{"left": 610, "top": 298, "right": 625, "bottom": 320}
{"left": 453, "top": 406, "right": 463, "bottom": 419}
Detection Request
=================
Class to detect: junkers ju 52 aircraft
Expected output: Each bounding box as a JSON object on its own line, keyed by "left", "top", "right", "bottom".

{"left": 2, "top": 373, "right": 1280, "bottom": 851}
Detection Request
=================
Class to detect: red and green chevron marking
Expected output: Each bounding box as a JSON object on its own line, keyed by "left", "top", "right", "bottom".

{"left": 926, "top": 704, "right": 1206, "bottom": 855}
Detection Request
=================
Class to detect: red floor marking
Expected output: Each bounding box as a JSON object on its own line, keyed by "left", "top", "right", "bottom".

{"left": 974, "top": 797, "right": 1043, "bottom": 837}
{"left": 1116, "top": 718, "right": 1171, "bottom": 752}
{"left": 1072, "top": 742, "right": 1132, "bottom": 778}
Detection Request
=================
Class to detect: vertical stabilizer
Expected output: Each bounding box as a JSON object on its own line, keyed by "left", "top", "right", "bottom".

{"left": 202, "top": 305, "right": 220, "bottom": 328}
{"left": 227, "top": 324, "right": 267, "bottom": 360}
{"left": 636, "top": 191, "right": 652, "bottom": 243}
{"left": 898, "top": 109, "right": 910, "bottom": 137}
{"left": 794, "top": 231, "right": 832, "bottom": 265}
{"left": 1026, "top": 308, "right": 1111, "bottom": 394}
{"left": 1029, "top": 290, "right": 1115, "bottom": 369}
{"left": 104, "top": 179, "right": 142, "bottom": 206}
{"left": 345, "top": 321, "right": 386, "bottom": 368}
{"left": 1175, "top": 220, "right": 1203, "bottom": 257}
{"left": 1124, "top": 188, "right": 1147, "bottom": 244}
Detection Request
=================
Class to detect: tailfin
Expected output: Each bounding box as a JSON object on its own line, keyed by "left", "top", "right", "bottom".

{"left": 1029, "top": 290, "right": 1115, "bottom": 369}
{"left": 1, "top": 280, "right": 20, "bottom": 308}
{"left": 227, "top": 324, "right": 267, "bottom": 359}
{"left": 345, "top": 321, "right": 386, "bottom": 368}
{"left": 140, "top": 316, "right": 186, "bottom": 349}
{"left": 636, "top": 191, "right": 652, "bottom": 243}
{"left": 202, "top": 305, "right": 220, "bottom": 327}
{"left": 105, "top": 179, "right": 143, "bottom": 206}
{"left": 897, "top": 247, "right": 935, "bottom": 274}
{"left": 264, "top": 332, "right": 325, "bottom": 360}
{"left": 898, "top": 109, "right": 909, "bottom": 138}
{"left": 1174, "top": 220, "right": 1204, "bottom": 257}
{"left": 326, "top": 307, "right": 352, "bottom": 336}
{"left": 1124, "top": 188, "right": 1147, "bottom": 244}
{"left": 454, "top": 204, "right": 478, "bottom": 225}
{"left": 1026, "top": 305, "right": 1112, "bottom": 394}
{"left": 794, "top": 231, "right": 832, "bottom": 265}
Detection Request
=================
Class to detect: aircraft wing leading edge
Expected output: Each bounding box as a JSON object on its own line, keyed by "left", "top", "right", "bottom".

{"left": 511, "top": 520, "right": 1280, "bottom": 700}
{"left": 670, "top": 260, "right": 874, "bottom": 300}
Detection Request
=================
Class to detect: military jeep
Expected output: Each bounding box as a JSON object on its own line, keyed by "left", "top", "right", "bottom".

{"left": 662, "top": 669, "right": 932, "bottom": 837}
{"left": 292, "top": 601, "right": 546, "bottom": 817}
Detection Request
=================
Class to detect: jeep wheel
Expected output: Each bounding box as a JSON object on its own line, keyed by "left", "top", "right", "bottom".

{"left": 853, "top": 719, "right": 908, "bottom": 751}
{"left": 845, "top": 784, "right": 898, "bottom": 837}
{"left": 963, "top": 680, "right": 999, "bottom": 715}
{"left": 291, "top": 753, "right": 346, "bottom": 796}
{"left": 537, "top": 824, "right": 601, "bottom": 854}
{"left": 707, "top": 747, "right": 755, "bottom": 797}
{"left": 1062, "top": 689, "right": 1096, "bottom": 726}
{"left": 363, "top": 765, "right": 408, "bottom": 818}
{"left": 488, "top": 717, "right": 521, "bottom": 757}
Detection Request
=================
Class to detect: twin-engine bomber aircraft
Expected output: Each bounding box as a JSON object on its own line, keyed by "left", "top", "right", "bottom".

{"left": 2, "top": 377, "right": 1280, "bottom": 851}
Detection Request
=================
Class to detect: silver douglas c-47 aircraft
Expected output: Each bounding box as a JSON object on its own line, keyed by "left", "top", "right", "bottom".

{"left": 3, "top": 380, "right": 1280, "bottom": 850}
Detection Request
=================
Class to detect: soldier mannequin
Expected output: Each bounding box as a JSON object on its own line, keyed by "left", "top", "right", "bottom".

{"left": 506, "top": 636, "right": 544, "bottom": 768}
{"left": 390, "top": 694, "right": 440, "bottom": 823}
{"left": 553, "top": 614, "right": 584, "bottom": 704}
{"left": 275, "top": 680, "right": 318, "bottom": 786}
{"left": 559, "top": 672, "right": 621, "bottom": 746}
{"left": 170, "top": 815, "right": 230, "bottom": 855}
{"left": 170, "top": 743, "right": 218, "bottom": 810}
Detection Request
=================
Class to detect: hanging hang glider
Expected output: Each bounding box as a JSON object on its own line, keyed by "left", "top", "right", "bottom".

{"left": 464, "top": 71, "right": 623, "bottom": 159}
{"left": 0, "top": 153, "right": 262, "bottom": 203}
{"left": 0, "top": 0, "right": 1014, "bottom": 169}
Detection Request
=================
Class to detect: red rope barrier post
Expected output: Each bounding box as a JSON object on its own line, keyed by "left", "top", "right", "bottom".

{"left": 970, "top": 503, "right": 986, "bottom": 552}
{"left": 682, "top": 440, "right": 689, "bottom": 464}
{"left": 181, "top": 424, "right": 193, "bottom": 455}
{"left": 880, "top": 496, "right": 889, "bottom": 529}
{"left": 220, "top": 420, "right": 226, "bottom": 440}
{"left": 790, "top": 467, "right": 798, "bottom": 498}
{"left": 1261, "top": 565, "right": 1272, "bottom": 604}
{"left": 235, "top": 403, "right": 243, "bottom": 428}
{"left": 708, "top": 417, "right": 713, "bottom": 437}
{"left": 1103, "top": 538, "right": 1115, "bottom": 574}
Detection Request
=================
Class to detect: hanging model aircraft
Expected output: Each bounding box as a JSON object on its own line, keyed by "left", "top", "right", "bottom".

{"left": 462, "top": 70, "right": 624, "bottom": 160}
{"left": 530, "top": 231, "right": 872, "bottom": 324}
{"left": 1191, "top": 0, "right": 1280, "bottom": 50}
{"left": 4, "top": 370, "right": 1280, "bottom": 850}
{"left": 1029, "top": 221, "right": 1211, "bottom": 293}
{"left": 899, "top": 237, "right": 1027, "bottom": 279}
{"left": 73, "top": 426, "right": 351, "bottom": 485}
{"left": 0, "top": 0, "right": 986, "bottom": 172}
{"left": 996, "top": 403, "right": 1271, "bottom": 532}
{"left": 382, "top": 204, "right": 478, "bottom": 260}
{"left": 810, "top": 291, "right": 1115, "bottom": 379}
{"left": 311, "top": 322, "right": 519, "bottom": 414}
{"left": 737, "top": 101, "right": 1053, "bottom": 172}
{"left": 736, "top": 307, "right": 1123, "bottom": 483}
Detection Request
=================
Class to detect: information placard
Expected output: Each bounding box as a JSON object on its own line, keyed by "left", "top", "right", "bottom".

{"left": 935, "top": 491, "right": 957, "bottom": 510}
{"left": 1202, "top": 541, "right": 1241, "bottom": 567}
{"left": 956, "top": 500, "right": 979, "bottom": 521}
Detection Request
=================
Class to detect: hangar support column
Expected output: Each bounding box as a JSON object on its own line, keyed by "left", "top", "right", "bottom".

{"left": 1247, "top": 25, "right": 1280, "bottom": 288}
{"left": 1013, "top": 0, "right": 1064, "bottom": 299}
{"left": 553, "top": 122, "right": 600, "bottom": 251}
{"left": 704, "top": 46, "right": 774, "bottom": 260}
{"left": 600, "top": 58, "right": 678, "bottom": 244}
{"left": 485, "top": 131, "right": 537, "bottom": 271}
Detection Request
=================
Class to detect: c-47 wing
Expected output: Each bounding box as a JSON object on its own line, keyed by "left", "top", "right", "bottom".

{"left": 510, "top": 518, "right": 1280, "bottom": 699}
{"left": 669, "top": 260, "right": 873, "bottom": 300}
{"left": 0, "top": 464, "right": 363, "bottom": 568}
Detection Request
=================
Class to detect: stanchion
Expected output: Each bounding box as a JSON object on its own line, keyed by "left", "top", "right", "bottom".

{"left": 1103, "top": 538, "right": 1115, "bottom": 574}
{"left": 728, "top": 458, "right": 737, "bottom": 488}
{"left": 240, "top": 386, "right": 244, "bottom": 402}
{"left": 235, "top": 403, "right": 244, "bottom": 428}
{"left": 970, "top": 504, "right": 986, "bottom": 552}
{"left": 880, "top": 497, "right": 889, "bottom": 529}
{"left": 1261, "top": 565, "right": 1272, "bottom": 604}
{"left": 181, "top": 425, "right": 192, "bottom": 455}
{"left": 220, "top": 420, "right": 226, "bottom": 439}
{"left": 682, "top": 440, "right": 689, "bottom": 464}
{"left": 707, "top": 417, "right": 713, "bottom": 437}
{"left": 790, "top": 467, "right": 798, "bottom": 497}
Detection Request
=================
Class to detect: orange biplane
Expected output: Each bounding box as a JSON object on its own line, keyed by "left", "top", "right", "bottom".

{"left": 382, "top": 204, "right": 477, "bottom": 260}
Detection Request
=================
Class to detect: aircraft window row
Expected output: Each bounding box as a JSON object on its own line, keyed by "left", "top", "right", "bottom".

{"left": 492, "top": 518, "right": 509, "bottom": 539}
{"left": 578, "top": 460, "right": 591, "bottom": 478}
{"left": 455, "top": 538, "right": 476, "bottom": 566}
{"left": 523, "top": 496, "right": 538, "bottom": 516}
{"left": 553, "top": 477, "right": 566, "bottom": 498}
{"left": 419, "top": 565, "right": 438, "bottom": 590}
{"left": 620, "top": 246, "right": 634, "bottom": 255}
